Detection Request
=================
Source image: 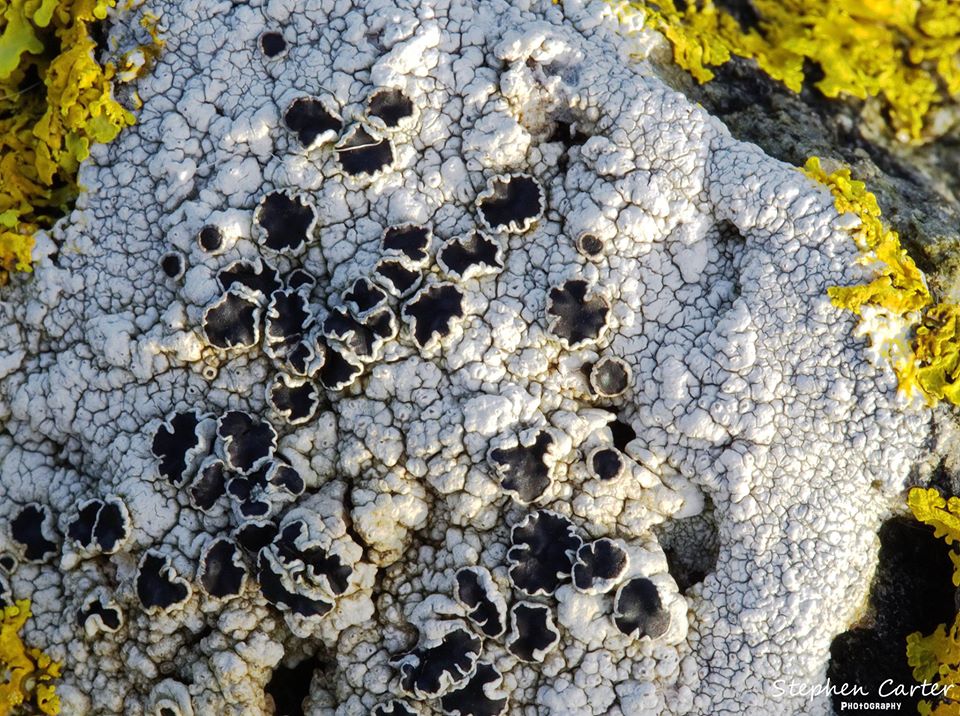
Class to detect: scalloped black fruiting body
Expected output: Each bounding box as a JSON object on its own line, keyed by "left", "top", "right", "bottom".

{"left": 217, "top": 411, "right": 277, "bottom": 474}
{"left": 254, "top": 191, "right": 317, "bottom": 254}
{"left": 198, "top": 224, "right": 223, "bottom": 253}
{"left": 90, "top": 499, "right": 130, "bottom": 553}
{"left": 77, "top": 595, "right": 123, "bottom": 634}
{"left": 614, "top": 577, "right": 671, "bottom": 639}
{"left": 343, "top": 277, "right": 388, "bottom": 318}
{"left": 136, "top": 551, "right": 191, "bottom": 611}
{"left": 317, "top": 340, "right": 363, "bottom": 390}
{"left": 437, "top": 231, "right": 503, "bottom": 280}
{"left": 508, "top": 510, "right": 582, "bottom": 596}
{"left": 367, "top": 88, "right": 414, "bottom": 128}
{"left": 199, "top": 538, "right": 247, "bottom": 599}
{"left": 265, "top": 289, "right": 313, "bottom": 357}
{"left": 507, "top": 602, "right": 560, "bottom": 662}
{"left": 576, "top": 232, "right": 604, "bottom": 258}
{"left": 283, "top": 97, "right": 341, "bottom": 148}
{"left": 439, "top": 662, "right": 508, "bottom": 716}
{"left": 573, "top": 538, "right": 629, "bottom": 593}
{"left": 336, "top": 126, "right": 393, "bottom": 176}
{"left": 372, "top": 701, "right": 417, "bottom": 716}
{"left": 375, "top": 259, "right": 422, "bottom": 299}
{"left": 160, "top": 252, "right": 184, "bottom": 279}
{"left": 488, "top": 430, "right": 554, "bottom": 504}
{"left": 286, "top": 268, "right": 316, "bottom": 292}
{"left": 203, "top": 287, "right": 263, "bottom": 350}
{"left": 275, "top": 521, "right": 350, "bottom": 595}
{"left": 477, "top": 174, "right": 545, "bottom": 234}
{"left": 454, "top": 566, "right": 506, "bottom": 639}
{"left": 151, "top": 410, "right": 207, "bottom": 486}
{"left": 188, "top": 458, "right": 227, "bottom": 512}
{"left": 11, "top": 504, "right": 57, "bottom": 562}
{"left": 382, "top": 224, "right": 431, "bottom": 266}
{"left": 589, "top": 356, "right": 631, "bottom": 397}
{"left": 395, "top": 625, "right": 483, "bottom": 699}
{"left": 259, "top": 31, "right": 286, "bottom": 57}
{"left": 233, "top": 520, "right": 278, "bottom": 553}
{"left": 217, "top": 260, "right": 281, "bottom": 297}
{"left": 268, "top": 373, "right": 320, "bottom": 425}
{"left": 323, "top": 304, "right": 397, "bottom": 361}
{"left": 256, "top": 553, "right": 334, "bottom": 618}
{"left": 546, "top": 279, "right": 610, "bottom": 348}
{"left": 402, "top": 283, "right": 464, "bottom": 350}
{"left": 67, "top": 501, "right": 100, "bottom": 547}
{"left": 588, "top": 447, "right": 625, "bottom": 481}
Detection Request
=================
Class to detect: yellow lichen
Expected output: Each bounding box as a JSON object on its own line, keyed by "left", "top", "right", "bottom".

{"left": 801, "top": 156, "right": 960, "bottom": 406}
{"left": 609, "top": 0, "right": 960, "bottom": 141}
{"left": 0, "top": 0, "right": 162, "bottom": 281}
{"left": 907, "top": 487, "right": 960, "bottom": 715}
{"left": 0, "top": 599, "right": 60, "bottom": 716}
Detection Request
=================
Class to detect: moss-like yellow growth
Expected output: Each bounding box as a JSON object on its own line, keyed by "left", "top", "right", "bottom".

{"left": 0, "top": 0, "right": 162, "bottom": 281}
{"left": 907, "top": 487, "right": 960, "bottom": 715}
{"left": 801, "top": 156, "right": 960, "bottom": 406}
{"left": 0, "top": 599, "right": 60, "bottom": 715}
{"left": 609, "top": 0, "right": 960, "bottom": 141}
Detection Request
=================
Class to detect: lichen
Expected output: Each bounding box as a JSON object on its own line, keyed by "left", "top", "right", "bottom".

{"left": 801, "top": 156, "right": 960, "bottom": 406}
{"left": 608, "top": 0, "right": 960, "bottom": 141}
{"left": 0, "top": 0, "right": 162, "bottom": 281}
{"left": 907, "top": 488, "right": 960, "bottom": 715}
{"left": 0, "top": 599, "right": 61, "bottom": 716}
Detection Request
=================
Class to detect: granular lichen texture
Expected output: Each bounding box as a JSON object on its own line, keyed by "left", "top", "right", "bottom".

{"left": 0, "top": 0, "right": 942, "bottom": 714}
{"left": 0, "top": 0, "right": 159, "bottom": 280}
{"left": 615, "top": 0, "right": 960, "bottom": 141}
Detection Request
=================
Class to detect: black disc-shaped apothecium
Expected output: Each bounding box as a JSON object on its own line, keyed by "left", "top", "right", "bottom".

{"left": 437, "top": 231, "right": 503, "bottom": 281}
{"left": 588, "top": 447, "right": 625, "bottom": 481}
{"left": 614, "top": 577, "right": 671, "bottom": 639}
{"left": 217, "top": 411, "right": 277, "bottom": 474}
{"left": 454, "top": 566, "right": 506, "bottom": 638}
{"left": 477, "top": 174, "right": 545, "bottom": 234}
{"left": 254, "top": 191, "right": 317, "bottom": 254}
{"left": 136, "top": 551, "right": 191, "bottom": 612}
{"left": 11, "top": 504, "right": 57, "bottom": 562}
{"left": 188, "top": 458, "right": 227, "bottom": 512}
{"left": 507, "top": 510, "right": 582, "bottom": 596}
{"left": 488, "top": 430, "right": 555, "bottom": 504}
{"left": 259, "top": 31, "right": 287, "bottom": 57}
{"left": 589, "top": 356, "right": 632, "bottom": 397}
{"left": 382, "top": 224, "right": 431, "bottom": 265}
{"left": 402, "top": 283, "right": 464, "bottom": 350}
{"left": 573, "top": 538, "right": 629, "bottom": 594}
{"left": 337, "top": 126, "right": 393, "bottom": 176}
{"left": 546, "top": 279, "right": 610, "bottom": 348}
{"left": 507, "top": 601, "right": 560, "bottom": 662}
{"left": 203, "top": 287, "right": 263, "bottom": 350}
{"left": 367, "top": 88, "right": 414, "bottom": 128}
{"left": 283, "top": 96, "right": 341, "bottom": 148}
{"left": 439, "top": 662, "right": 508, "bottom": 716}
{"left": 268, "top": 373, "right": 320, "bottom": 425}
{"left": 198, "top": 538, "right": 247, "bottom": 599}
{"left": 395, "top": 624, "right": 482, "bottom": 699}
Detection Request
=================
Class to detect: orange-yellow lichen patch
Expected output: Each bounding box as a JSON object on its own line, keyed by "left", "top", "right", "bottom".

{"left": 0, "top": 599, "right": 61, "bottom": 716}
{"left": 0, "top": 0, "right": 162, "bottom": 281}
{"left": 801, "top": 156, "right": 960, "bottom": 407}
{"left": 907, "top": 488, "right": 960, "bottom": 715}
{"left": 609, "top": 0, "right": 960, "bottom": 141}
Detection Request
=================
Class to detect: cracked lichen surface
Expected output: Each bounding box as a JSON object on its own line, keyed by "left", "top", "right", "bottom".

{"left": 0, "top": 0, "right": 931, "bottom": 714}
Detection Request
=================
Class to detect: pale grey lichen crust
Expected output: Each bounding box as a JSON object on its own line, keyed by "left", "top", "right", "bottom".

{"left": 0, "top": 0, "right": 930, "bottom": 714}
